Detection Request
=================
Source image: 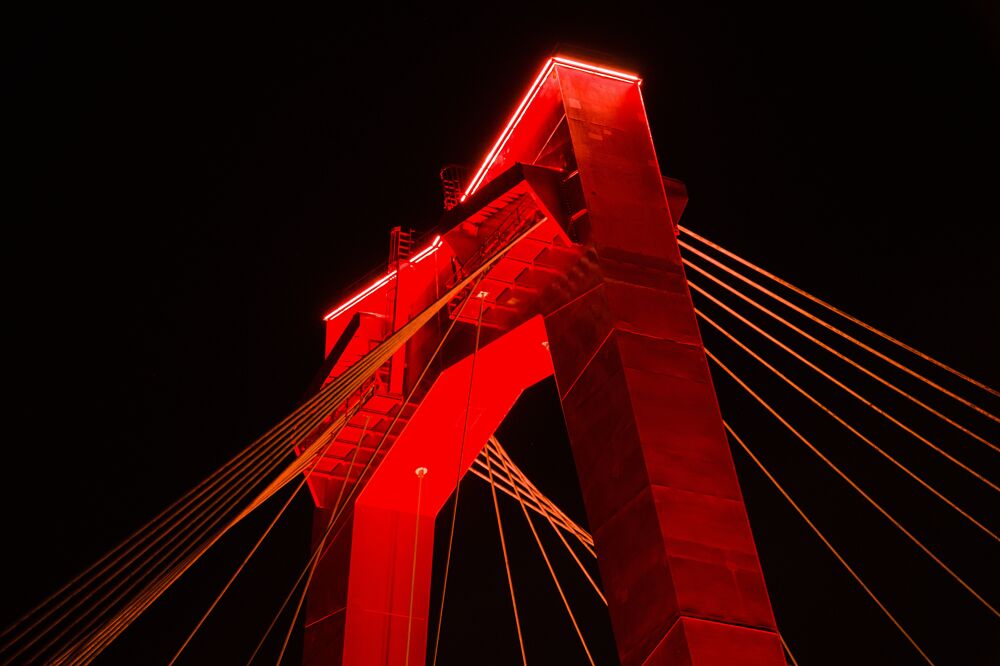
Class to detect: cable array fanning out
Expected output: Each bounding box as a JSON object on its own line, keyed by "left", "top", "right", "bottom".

{"left": 0, "top": 219, "right": 545, "bottom": 665}
{"left": 1, "top": 219, "right": 994, "bottom": 665}
{"left": 677, "top": 226, "right": 998, "bottom": 665}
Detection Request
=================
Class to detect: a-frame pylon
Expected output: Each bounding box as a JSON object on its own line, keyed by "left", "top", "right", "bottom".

{"left": 301, "top": 56, "right": 785, "bottom": 666}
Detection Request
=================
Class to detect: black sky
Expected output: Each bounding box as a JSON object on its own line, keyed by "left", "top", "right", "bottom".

{"left": 3, "top": 3, "right": 999, "bottom": 665}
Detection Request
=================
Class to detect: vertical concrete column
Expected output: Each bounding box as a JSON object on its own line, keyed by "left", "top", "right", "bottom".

{"left": 341, "top": 499, "right": 435, "bottom": 665}
{"left": 542, "top": 66, "right": 784, "bottom": 666}
{"left": 336, "top": 317, "right": 554, "bottom": 665}
{"left": 303, "top": 510, "right": 353, "bottom": 666}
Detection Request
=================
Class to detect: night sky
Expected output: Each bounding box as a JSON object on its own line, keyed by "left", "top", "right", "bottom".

{"left": 4, "top": 3, "right": 998, "bottom": 665}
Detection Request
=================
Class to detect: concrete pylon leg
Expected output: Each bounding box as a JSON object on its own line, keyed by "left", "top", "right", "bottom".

{"left": 539, "top": 67, "right": 784, "bottom": 666}
{"left": 305, "top": 56, "right": 785, "bottom": 666}
{"left": 332, "top": 317, "right": 553, "bottom": 665}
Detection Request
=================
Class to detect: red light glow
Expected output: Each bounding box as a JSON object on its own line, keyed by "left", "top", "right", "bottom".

{"left": 409, "top": 235, "right": 443, "bottom": 264}
{"left": 308, "top": 55, "right": 785, "bottom": 666}
{"left": 551, "top": 56, "right": 641, "bottom": 83}
{"left": 322, "top": 236, "right": 443, "bottom": 321}
{"left": 326, "top": 59, "right": 638, "bottom": 324}
{"left": 460, "top": 59, "right": 557, "bottom": 202}
{"left": 323, "top": 272, "right": 396, "bottom": 322}
{"left": 461, "top": 56, "right": 640, "bottom": 201}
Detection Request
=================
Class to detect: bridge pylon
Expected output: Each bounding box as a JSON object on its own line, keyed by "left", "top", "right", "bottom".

{"left": 303, "top": 56, "right": 784, "bottom": 666}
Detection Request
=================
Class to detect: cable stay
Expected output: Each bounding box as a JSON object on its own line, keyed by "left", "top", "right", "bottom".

{"left": 706, "top": 350, "right": 999, "bottom": 618}
{"left": 470, "top": 444, "right": 595, "bottom": 552}
{"left": 484, "top": 437, "right": 835, "bottom": 666}
{"left": 246, "top": 518, "right": 353, "bottom": 665}
{"left": 25, "top": 388, "right": 371, "bottom": 665}
{"left": 483, "top": 436, "right": 528, "bottom": 665}
{"left": 169, "top": 414, "right": 371, "bottom": 666}
{"left": 272, "top": 464, "right": 360, "bottom": 666}
{"left": 251, "top": 272, "right": 493, "bottom": 666}
{"left": 684, "top": 258, "right": 999, "bottom": 454}
{"left": 51, "top": 389, "right": 376, "bottom": 666}
{"left": 430, "top": 290, "right": 486, "bottom": 666}
{"left": 696, "top": 308, "right": 998, "bottom": 542}
{"left": 426, "top": 433, "right": 607, "bottom": 664}
{"left": 1, "top": 368, "right": 376, "bottom": 663}
{"left": 485, "top": 439, "right": 606, "bottom": 605}
{"left": 780, "top": 634, "right": 800, "bottom": 666}
{"left": 247, "top": 392, "right": 383, "bottom": 666}
{"left": 26, "top": 346, "right": 408, "bottom": 664}
{"left": 687, "top": 279, "right": 999, "bottom": 492}
{"left": 247, "top": 278, "right": 492, "bottom": 664}
{"left": 679, "top": 224, "right": 999, "bottom": 400}
{"left": 483, "top": 439, "right": 591, "bottom": 546}
{"left": 679, "top": 238, "right": 1000, "bottom": 425}
{"left": 476, "top": 438, "right": 810, "bottom": 663}
{"left": 493, "top": 440, "right": 597, "bottom": 665}
{"left": 723, "top": 422, "right": 937, "bottom": 666}
{"left": 11, "top": 213, "right": 989, "bottom": 664}
{"left": 6, "top": 218, "right": 545, "bottom": 666}
{"left": 90, "top": 222, "right": 541, "bottom": 664}
{"left": 468, "top": 461, "right": 595, "bottom": 554}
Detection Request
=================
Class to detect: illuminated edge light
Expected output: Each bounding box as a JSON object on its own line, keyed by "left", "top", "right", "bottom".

{"left": 551, "top": 56, "right": 641, "bottom": 83}
{"left": 461, "top": 56, "right": 640, "bottom": 201}
{"left": 322, "top": 235, "right": 443, "bottom": 321}
{"left": 459, "top": 59, "right": 557, "bottom": 202}
{"left": 325, "top": 57, "right": 638, "bottom": 323}
{"left": 409, "top": 234, "right": 443, "bottom": 264}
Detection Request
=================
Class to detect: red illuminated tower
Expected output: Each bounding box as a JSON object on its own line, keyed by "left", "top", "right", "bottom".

{"left": 300, "top": 56, "right": 785, "bottom": 666}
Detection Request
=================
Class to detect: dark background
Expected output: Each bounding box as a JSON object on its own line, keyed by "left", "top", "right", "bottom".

{"left": 3, "top": 3, "right": 998, "bottom": 664}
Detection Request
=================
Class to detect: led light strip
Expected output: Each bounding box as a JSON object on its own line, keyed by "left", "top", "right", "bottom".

{"left": 460, "top": 59, "right": 558, "bottom": 202}
{"left": 322, "top": 236, "right": 443, "bottom": 321}
{"left": 461, "top": 56, "right": 640, "bottom": 201}
{"left": 324, "top": 58, "right": 638, "bottom": 323}
{"left": 409, "top": 235, "right": 443, "bottom": 264}
{"left": 551, "top": 56, "right": 640, "bottom": 83}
